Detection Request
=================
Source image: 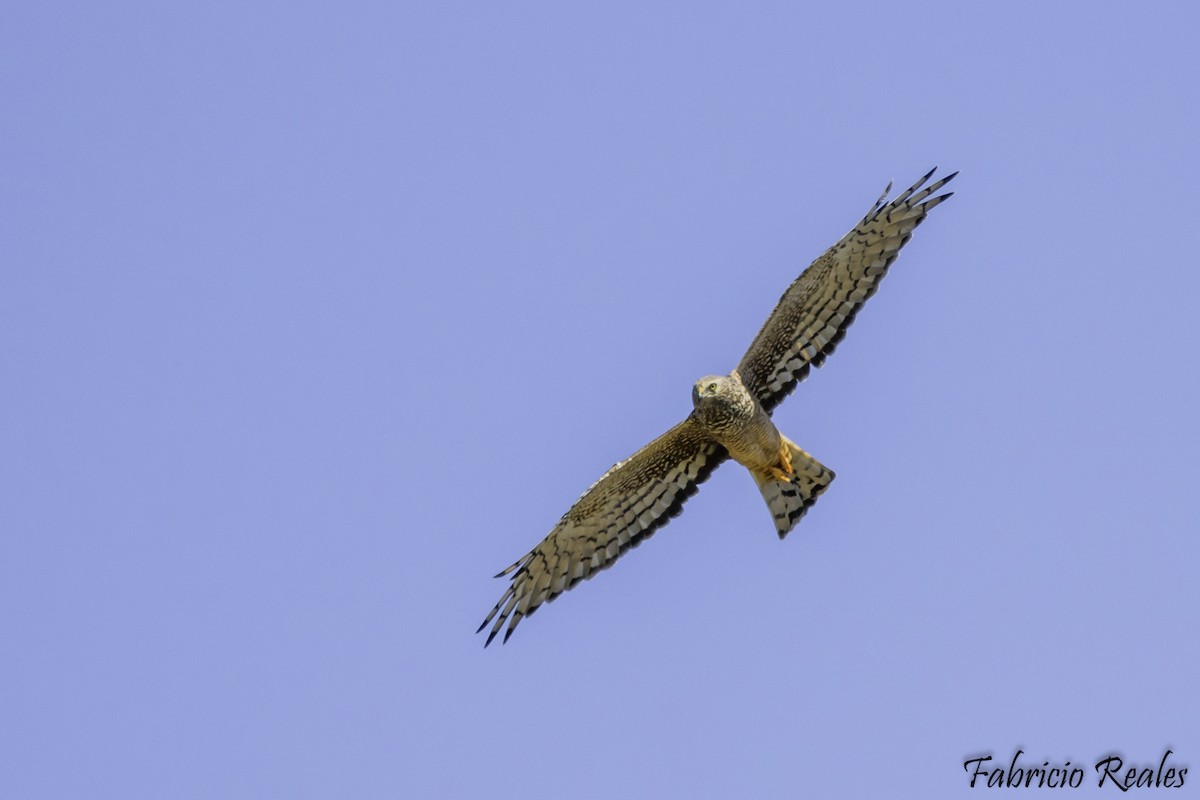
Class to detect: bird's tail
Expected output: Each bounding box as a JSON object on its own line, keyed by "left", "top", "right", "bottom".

{"left": 751, "top": 436, "right": 835, "bottom": 539}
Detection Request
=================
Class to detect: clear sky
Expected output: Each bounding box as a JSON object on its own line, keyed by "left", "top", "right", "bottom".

{"left": 3, "top": 2, "right": 1198, "bottom": 798}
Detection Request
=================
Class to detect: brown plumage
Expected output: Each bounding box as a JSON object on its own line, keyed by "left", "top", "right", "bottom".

{"left": 479, "top": 168, "right": 956, "bottom": 645}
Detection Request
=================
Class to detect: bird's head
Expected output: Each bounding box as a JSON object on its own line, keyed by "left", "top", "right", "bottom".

{"left": 692, "top": 372, "right": 755, "bottom": 431}
{"left": 692, "top": 374, "right": 729, "bottom": 408}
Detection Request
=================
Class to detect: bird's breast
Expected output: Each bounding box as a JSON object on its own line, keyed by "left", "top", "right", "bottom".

{"left": 711, "top": 412, "right": 783, "bottom": 473}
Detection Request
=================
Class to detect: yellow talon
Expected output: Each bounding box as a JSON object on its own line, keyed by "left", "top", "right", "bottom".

{"left": 777, "top": 443, "right": 794, "bottom": 479}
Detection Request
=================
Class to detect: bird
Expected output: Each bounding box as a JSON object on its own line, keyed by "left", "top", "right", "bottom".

{"left": 478, "top": 167, "right": 956, "bottom": 646}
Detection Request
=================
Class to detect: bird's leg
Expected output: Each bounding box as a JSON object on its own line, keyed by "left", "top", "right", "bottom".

{"left": 768, "top": 442, "right": 794, "bottom": 482}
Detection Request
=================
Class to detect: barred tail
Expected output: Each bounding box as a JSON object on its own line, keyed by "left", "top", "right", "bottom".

{"left": 751, "top": 436, "right": 835, "bottom": 539}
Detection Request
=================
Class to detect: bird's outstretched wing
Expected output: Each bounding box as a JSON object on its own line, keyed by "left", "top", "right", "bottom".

{"left": 478, "top": 418, "right": 727, "bottom": 646}
{"left": 737, "top": 168, "right": 956, "bottom": 414}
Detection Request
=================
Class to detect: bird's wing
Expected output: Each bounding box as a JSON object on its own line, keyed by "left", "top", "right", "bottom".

{"left": 478, "top": 417, "right": 727, "bottom": 646}
{"left": 737, "top": 168, "right": 956, "bottom": 414}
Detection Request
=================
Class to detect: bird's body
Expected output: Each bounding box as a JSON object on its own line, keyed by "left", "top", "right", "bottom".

{"left": 479, "top": 168, "right": 956, "bottom": 645}
{"left": 693, "top": 371, "right": 834, "bottom": 536}
{"left": 693, "top": 371, "right": 784, "bottom": 477}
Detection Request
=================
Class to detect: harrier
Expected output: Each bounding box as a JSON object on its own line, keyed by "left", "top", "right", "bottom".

{"left": 479, "top": 168, "right": 956, "bottom": 645}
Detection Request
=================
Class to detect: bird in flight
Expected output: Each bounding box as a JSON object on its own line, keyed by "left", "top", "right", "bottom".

{"left": 479, "top": 168, "right": 956, "bottom": 646}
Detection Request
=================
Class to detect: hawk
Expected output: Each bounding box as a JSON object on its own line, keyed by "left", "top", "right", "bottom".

{"left": 479, "top": 168, "right": 956, "bottom": 645}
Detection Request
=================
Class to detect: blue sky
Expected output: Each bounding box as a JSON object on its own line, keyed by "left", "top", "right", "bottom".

{"left": 3, "top": 2, "right": 1198, "bottom": 798}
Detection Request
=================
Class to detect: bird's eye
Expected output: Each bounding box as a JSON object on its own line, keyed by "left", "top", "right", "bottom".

{"left": 707, "top": 382, "right": 718, "bottom": 392}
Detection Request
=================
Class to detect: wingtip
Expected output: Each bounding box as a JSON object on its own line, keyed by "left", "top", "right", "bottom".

{"left": 925, "top": 191, "right": 955, "bottom": 209}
